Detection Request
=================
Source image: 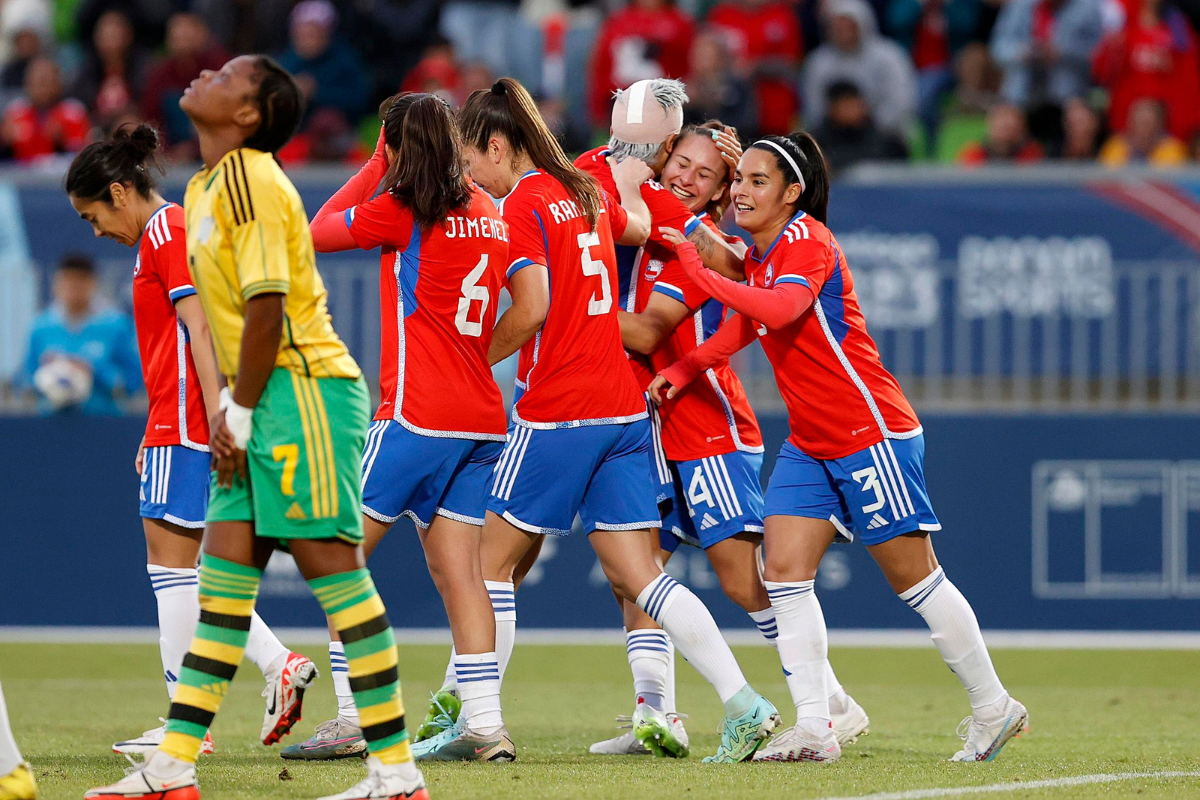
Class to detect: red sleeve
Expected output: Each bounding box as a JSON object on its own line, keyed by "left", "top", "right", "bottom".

{"left": 504, "top": 195, "right": 549, "bottom": 278}
{"left": 345, "top": 193, "right": 413, "bottom": 251}
{"left": 641, "top": 181, "right": 703, "bottom": 247}
{"left": 310, "top": 146, "right": 389, "bottom": 252}
{"left": 674, "top": 241, "right": 814, "bottom": 329}
{"left": 603, "top": 189, "right": 629, "bottom": 241}
{"left": 659, "top": 312, "right": 758, "bottom": 391}
{"left": 59, "top": 103, "right": 91, "bottom": 151}
{"left": 651, "top": 251, "right": 709, "bottom": 310}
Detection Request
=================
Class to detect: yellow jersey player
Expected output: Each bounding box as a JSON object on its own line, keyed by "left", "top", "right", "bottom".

{"left": 85, "top": 55, "right": 427, "bottom": 800}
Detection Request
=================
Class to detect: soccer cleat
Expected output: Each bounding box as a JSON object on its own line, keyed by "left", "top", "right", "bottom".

{"left": 0, "top": 761, "right": 37, "bottom": 800}
{"left": 411, "top": 717, "right": 516, "bottom": 762}
{"left": 261, "top": 652, "right": 319, "bottom": 746}
{"left": 413, "top": 689, "right": 460, "bottom": 743}
{"left": 316, "top": 756, "right": 428, "bottom": 800}
{"left": 832, "top": 696, "right": 870, "bottom": 746}
{"left": 701, "top": 692, "right": 782, "bottom": 763}
{"left": 588, "top": 716, "right": 648, "bottom": 755}
{"left": 280, "top": 718, "right": 368, "bottom": 760}
{"left": 112, "top": 720, "right": 214, "bottom": 757}
{"left": 84, "top": 753, "right": 198, "bottom": 799}
{"left": 950, "top": 697, "right": 1029, "bottom": 762}
{"left": 632, "top": 701, "right": 689, "bottom": 758}
{"left": 752, "top": 724, "right": 841, "bottom": 762}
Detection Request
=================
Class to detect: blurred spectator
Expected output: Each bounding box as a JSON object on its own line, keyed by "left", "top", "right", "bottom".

{"left": 589, "top": 0, "right": 696, "bottom": 128}
{"left": 683, "top": 29, "right": 758, "bottom": 135}
{"left": 75, "top": 0, "right": 171, "bottom": 53}
{"left": 811, "top": 80, "right": 909, "bottom": 171}
{"left": 278, "top": 1, "right": 370, "bottom": 131}
{"left": 886, "top": 0, "right": 981, "bottom": 144}
{"left": 140, "top": 13, "right": 229, "bottom": 161}
{"left": 348, "top": 0, "right": 442, "bottom": 103}
{"left": 1098, "top": 95, "right": 1188, "bottom": 163}
{"left": 802, "top": 0, "right": 918, "bottom": 135}
{"left": 1092, "top": 0, "right": 1200, "bottom": 141}
{"left": 191, "top": 0, "right": 292, "bottom": 55}
{"left": 440, "top": 0, "right": 520, "bottom": 79}
{"left": 1, "top": 56, "right": 90, "bottom": 163}
{"left": 401, "top": 40, "right": 462, "bottom": 105}
{"left": 21, "top": 254, "right": 141, "bottom": 416}
{"left": 0, "top": 1, "right": 52, "bottom": 107}
{"left": 71, "top": 10, "right": 150, "bottom": 132}
{"left": 707, "top": 0, "right": 803, "bottom": 136}
{"left": 959, "top": 102, "right": 1046, "bottom": 162}
{"left": 990, "top": 0, "right": 1104, "bottom": 108}
{"left": 1057, "top": 95, "right": 1104, "bottom": 157}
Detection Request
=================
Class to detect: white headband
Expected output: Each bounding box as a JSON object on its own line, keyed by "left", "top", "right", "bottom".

{"left": 754, "top": 139, "right": 806, "bottom": 194}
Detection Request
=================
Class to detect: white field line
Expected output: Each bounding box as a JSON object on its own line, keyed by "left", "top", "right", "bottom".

{"left": 1, "top": 627, "right": 1200, "bottom": 649}
{"left": 822, "top": 771, "right": 1200, "bottom": 800}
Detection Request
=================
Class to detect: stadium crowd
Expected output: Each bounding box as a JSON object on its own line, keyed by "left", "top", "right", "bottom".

{"left": 0, "top": 0, "right": 1197, "bottom": 172}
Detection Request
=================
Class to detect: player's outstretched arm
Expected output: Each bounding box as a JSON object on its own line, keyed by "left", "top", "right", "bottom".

{"left": 489, "top": 264, "right": 549, "bottom": 365}
{"left": 310, "top": 130, "right": 389, "bottom": 253}
{"left": 686, "top": 222, "right": 747, "bottom": 281}
{"left": 618, "top": 291, "right": 690, "bottom": 355}
{"left": 650, "top": 312, "right": 758, "bottom": 403}
{"left": 175, "top": 294, "right": 223, "bottom": 421}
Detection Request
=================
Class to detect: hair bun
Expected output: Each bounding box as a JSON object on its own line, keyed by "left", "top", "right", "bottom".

{"left": 491, "top": 81, "right": 507, "bottom": 95}
{"left": 113, "top": 123, "right": 161, "bottom": 158}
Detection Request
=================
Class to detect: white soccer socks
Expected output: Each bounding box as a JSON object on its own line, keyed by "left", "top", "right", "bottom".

{"left": 0, "top": 680, "right": 23, "bottom": 777}
{"left": 765, "top": 580, "right": 831, "bottom": 730}
{"left": 625, "top": 629, "right": 670, "bottom": 711}
{"left": 899, "top": 567, "right": 1008, "bottom": 718}
{"left": 485, "top": 581, "right": 517, "bottom": 681}
{"left": 147, "top": 565, "right": 200, "bottom": 700}
{"left": 635, "top": 573, "right": 748, "bottom": 708}
{"left": 245, "top": 611, "right": 290, "bottom": 677}
{"left": 328, "top": 641, "right": 359, "bottom": 726}
{"left": 750, "top": 602, "right": 852, "bottom": 715}
{"left": 454, "top": 652, "right": 503, "bottom": 732}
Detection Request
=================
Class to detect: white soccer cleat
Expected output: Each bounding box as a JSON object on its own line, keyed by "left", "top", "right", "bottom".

{"left": 632, "top": 702, "right": 689, "bottom": 758}
{"left": 589, "top": 715, "right": 649, "bottom": 755}
{"left": 950, "top": 697, "right": 1028, "bottom": 762}
{"left": 261, "top": 651, "right": 319, "bottom": 745}
{"left": 751, "top": 724, "right": 841, "bottom": 763}
{"left": 112, "top": 719, "right": 214, "bottom": 757}
{"left": 832, "top": 696, "right": 870, "bottom": 745}
{"left": 85, "top": 752, "right": 199, "bottom": 798}
{"left": 316, "top": 756, "right": 429, "bottom": 800}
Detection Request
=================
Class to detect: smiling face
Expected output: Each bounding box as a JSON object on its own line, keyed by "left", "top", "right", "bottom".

{"left": 730, "top": 147, "right": 802, "bottom": 234}
{"left": 661, "top": 131, "right": 728, "bottom": 215}
{"left": 69, "top": 187, "right": 142, "bottom": 247}
{"left": 179, "top": 55, "right": 260, "bottom": 131}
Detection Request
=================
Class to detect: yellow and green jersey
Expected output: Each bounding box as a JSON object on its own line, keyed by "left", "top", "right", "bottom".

{"left": 184, "top": 147, "right": 360, "bottom": 381}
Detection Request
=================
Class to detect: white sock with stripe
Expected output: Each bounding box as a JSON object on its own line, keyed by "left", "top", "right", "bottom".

{"left": 148, "top": 565, "right": 199, "bottom": 700}
{"left": 750, "top": 603, "right": 851, "bottom": 714}
{"left": 441, "top": 648, "right": 458, "bottom": 693}
{"left": 455, "top": 651, "right": 503, "bottom": 732}
{"left": 245, "top": 612, "right": 289, "bottom": 677}
{"left": 635, "top": 573, "right": 748, "bottom": 708}
{"left": 748, "top": 607, "right": 778, "bottom": 646}
{"left": 328, "top": 641, "right": 359, "bottom": 726}
{"left": 625, "top": 628, "right": 670, "bottom": 711}
{"left": 485, "top": 581, "right": 517, "bottom": 681}
{"left": 766, "top": 580, "right": 830, "bottom": 731}
{"left": 0, "top": 680, "right": 22, "bottom": 776}
{"left": 899, "top": 567, "right": 1008, "bottom": 718}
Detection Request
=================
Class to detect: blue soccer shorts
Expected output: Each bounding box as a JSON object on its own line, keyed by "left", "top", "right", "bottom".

{"left": 764, "top": 435, "right": 940, "bottom": 545}
{"left": 647, "top": 400, "right": 673, "bottom": 507}
{"left": 487, "top": 420, "right": 661, "bottom": 535}
{"left": 361, "top": 419, "right": 503, "bottom": 529}
{"left": 660, "top": 450, "right": 765, "bottom": 551}
{"left": 140, "top": 444, "right": 210, "bottom": 529}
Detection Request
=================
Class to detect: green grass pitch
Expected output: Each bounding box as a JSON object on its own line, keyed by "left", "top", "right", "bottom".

{"left": 3, "top": 642, "right": 1200, "bottom": 799}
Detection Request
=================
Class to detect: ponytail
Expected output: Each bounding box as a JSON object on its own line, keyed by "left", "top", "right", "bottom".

{"left": 380, "top": 92, "right": 472, "bottom": 230}
{"left": 750, "top": 132, "right": 830, "bottom": 224}
{"left": 65, "top": 123, "right": 163, "bottom": 203}
{"left": 460, "top": 77, "right": 601, "bottom": 229}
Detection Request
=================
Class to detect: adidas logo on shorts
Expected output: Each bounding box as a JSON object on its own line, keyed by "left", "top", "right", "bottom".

{"left": 700, "top": 513, "right": 720, "bottom": 531}
{"left": 866, "top": 513, "right": 889, "bottom": 530}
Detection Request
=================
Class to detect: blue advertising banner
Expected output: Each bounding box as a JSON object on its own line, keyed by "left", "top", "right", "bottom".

{"left": 4, "top": 413, "right": 1197, "bottom": 632}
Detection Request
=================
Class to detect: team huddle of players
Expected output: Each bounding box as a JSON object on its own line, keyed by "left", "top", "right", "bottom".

{"left": 34, "top": 55, "right": 1028, "bottom": 800}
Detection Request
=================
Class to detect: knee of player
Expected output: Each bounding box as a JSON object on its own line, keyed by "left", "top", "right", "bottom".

{"left": 717, "top": 572, "right": 768, "bottom": 612}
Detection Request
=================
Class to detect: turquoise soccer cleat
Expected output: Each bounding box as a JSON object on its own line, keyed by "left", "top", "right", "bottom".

{"left": 412, "top": 717, "right": 516, "bottom": 762}
{"left": 702, "top": 692, "right": 782, "bottom": 763}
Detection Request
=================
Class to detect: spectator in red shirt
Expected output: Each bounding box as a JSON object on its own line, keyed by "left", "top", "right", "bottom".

{"left": 707, "top": 0, "right": 803, "bottom": 136}
{"left": 2, "top": 56, "right": 90, "bottom": 163}
{"left": 588, "top": 0, "right": 696, "bottom": 128}
{"left": 1092, "top": 0, "right": 1200, "bottom": 141}
{"left": 959, "top": 102, "right": 1046, "bottom": 163}
{"left": 140, "top": 13, "right": 230, "bottom": 162}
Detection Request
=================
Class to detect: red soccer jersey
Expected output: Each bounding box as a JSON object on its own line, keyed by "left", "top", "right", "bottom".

{"left": 745, "top": 211, "right": 920, "bottom": 459}
{"left": 575, "top": 147, "right": 705, "bottom": 388}
{"left": 707, "top": 1, "right": 803, "bottom": 136}
{"left": 587, "top": 5, "right": 696, "bottom": 126}
{"left": 500, "top": 169, "right": 645, "bottom": 427}
{"left": 346, "top": 184, "right": 508, "bottom": 439}
{"left": 633, "top": 215, "right": 763, "bottom": 461}
{"left": 133, "top": 204, "right": 209, "bottom": 449}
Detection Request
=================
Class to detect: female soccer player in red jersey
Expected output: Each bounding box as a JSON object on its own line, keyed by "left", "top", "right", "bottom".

{"left": 449, "top": 78, "right": 781, "bottom": 764}
{"left": 299, "top": 93, "right": 515, "bottom": 763}
{"left": 652, "top": 132, "right": 1028, "bottom": 763}
{"left": 590, "top": 122, "right": 868, "bottom": 758}
{"left": 65, "top": 124, "right": 314, "bottom": 759}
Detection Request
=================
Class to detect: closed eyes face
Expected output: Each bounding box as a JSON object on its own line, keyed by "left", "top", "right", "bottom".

{"left": 661, "top": 133, "right": 727, "bottom": 214}
{"left": 179, "top": 56, "right": 259, "bottom": 129}
{"left": 70, "top": 189, "right": 140, "bottom": 247}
